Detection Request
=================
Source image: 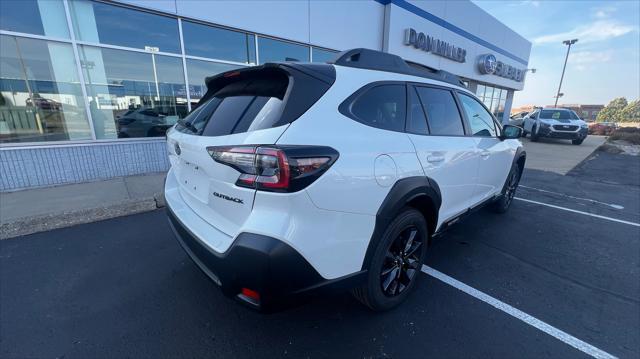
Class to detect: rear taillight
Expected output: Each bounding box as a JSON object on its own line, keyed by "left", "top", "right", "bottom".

{"left": 207, "top": 145, "right": 338, "bottom": 192}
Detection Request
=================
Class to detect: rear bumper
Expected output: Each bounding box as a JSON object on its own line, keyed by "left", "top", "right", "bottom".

{"left": 167, "top": 206, "right": 366, "bottom": 311}
{"left": 538, "top": 127, "right": 588, "bottom": 140}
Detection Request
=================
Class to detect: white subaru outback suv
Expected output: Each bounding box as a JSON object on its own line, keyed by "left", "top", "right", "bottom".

{"left": 165, "top": 48, "right": 525, "bottom": 311}
{"left": 522, "top": 107, "right": 588, "bottom": 145}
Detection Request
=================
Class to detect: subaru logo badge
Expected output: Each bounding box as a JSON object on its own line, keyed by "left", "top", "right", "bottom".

{"left": 174, "top": 142, "right": 181, "bottom": 155}
{"left": 477, "top": 54, "right": 497, "bottom": 75}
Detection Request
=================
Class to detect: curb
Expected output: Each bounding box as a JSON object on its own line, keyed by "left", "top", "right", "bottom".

{"left": 0, "top": 193, "right": 166, "bottom": 240}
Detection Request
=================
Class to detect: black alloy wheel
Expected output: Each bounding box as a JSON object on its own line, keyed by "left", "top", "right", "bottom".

{"left": 503, "top": 168, "right": 520, "bottom": 206}
{"left": 380, "top": 226, "right": 422, "bottom": 296}
{"left": 352, "top": 208, "right": 428, "bottom": 311}
{"left": 492, "top": 163, "right": 522, "bottom": 213}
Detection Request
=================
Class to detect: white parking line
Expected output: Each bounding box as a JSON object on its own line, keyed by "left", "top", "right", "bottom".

{"left": 514, "top": 197, "right": 640, "bottom": 227}
{"left": 518, "top": 185, "right": 625, "bottom": 210}
{"left": 421, "top": 265, "right": 617, "bottom": 359}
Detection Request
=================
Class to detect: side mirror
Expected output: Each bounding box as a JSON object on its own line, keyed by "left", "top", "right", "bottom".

{"left": 501, "top": 124, "right": 522, "bottom": 140}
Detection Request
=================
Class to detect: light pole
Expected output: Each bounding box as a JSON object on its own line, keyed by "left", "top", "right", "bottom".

{"left": 554, "top": 38, "right": 578, "bottom": 107}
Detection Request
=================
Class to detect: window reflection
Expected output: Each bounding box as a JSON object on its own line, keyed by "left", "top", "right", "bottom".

{"left": 258, "top": 37, "right": 309, "bottom": 64}
{"left": 182, "top": 21, "right": 255, "bottom": 64}
{"left": 312, "top": 48, "right": 338, "bottom": 63}
{"left": 0, "top": 35, "right": 92, "bottom": 143}
{"left": 0, "top": 0, "right": 69, "bottom": 38}
{"left": 79, "top": 45, "right": 187, "bottom": 139}
{"left": 70, "top": 0, "right": 181, "bottom": 53}
{"left": 186, "top": 59, "right": 241, "bottom": 105}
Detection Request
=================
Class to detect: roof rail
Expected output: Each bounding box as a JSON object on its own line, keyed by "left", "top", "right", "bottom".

{"left": 330, "top": 48, "right": 465, "bottom": 88}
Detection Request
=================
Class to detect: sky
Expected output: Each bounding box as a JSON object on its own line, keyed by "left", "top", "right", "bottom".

{"left": 473, "top": 0, "right": 640, "bottom": 108}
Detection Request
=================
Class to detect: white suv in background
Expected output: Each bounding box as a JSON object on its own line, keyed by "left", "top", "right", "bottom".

{"left": 164, "top": 48, "right": 525, "bottom": 312}
{"left": 522, "top": 107, "right": 588, "bottom": 145}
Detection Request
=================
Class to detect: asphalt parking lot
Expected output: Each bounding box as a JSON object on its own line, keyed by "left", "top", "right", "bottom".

{"left": 2, "top": 148, "right": 639, "bottom": 358}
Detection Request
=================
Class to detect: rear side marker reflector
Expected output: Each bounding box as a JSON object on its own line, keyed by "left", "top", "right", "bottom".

{"left": 238, "top": 287, "right": 261, "bottom": 307}
{"left": 207, "top": 145, "right": 338, "bottom": 193}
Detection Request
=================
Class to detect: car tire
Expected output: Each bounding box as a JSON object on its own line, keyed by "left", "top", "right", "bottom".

{"left": 572, "top": 139, "right": 584, "bottom": 145}
{"left": 352, "top": 208, "right": 428, "bottom": 311}
{"left": 492, "top": 162, "right": 522, "bottom": 213}
{"left": 530, "top": 125, "right": 539, "bottom": 142}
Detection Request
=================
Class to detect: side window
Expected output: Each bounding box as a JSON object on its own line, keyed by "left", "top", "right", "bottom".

{"left": 459, "top": 93, "right": 497, "bottom": 137}
{"left": 415, "top": 87, "right": 465, "bottom": 136}
{"left": 350, "top": 84, "right": 406, "bottom": 132}
{"left": 406, "top": 86, "right": 429, "bottom": 135}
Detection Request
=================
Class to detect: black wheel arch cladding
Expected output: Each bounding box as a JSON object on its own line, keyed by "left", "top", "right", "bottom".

{"left": 361, "top": 176, "right": 442, "bottom": 271}
{"left": 513, "top": 146, "right": 526, "bottom": 175}
{"left": 497, "top": 146, "right": 526, "bottom": 196}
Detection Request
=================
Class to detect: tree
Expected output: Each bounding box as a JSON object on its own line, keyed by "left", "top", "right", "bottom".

{"left": 596, "top": 97, "right": 628, "bottom": 122}
{"left": 621, "top": 99, "right": 640, "bottom": 122}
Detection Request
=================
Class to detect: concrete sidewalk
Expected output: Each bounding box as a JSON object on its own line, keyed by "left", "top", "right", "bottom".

{"left": 0, "top": 172, "right": 166, "bottom": 239}
{"left": 522, "top": 135, "right": 607, "bottom": 174}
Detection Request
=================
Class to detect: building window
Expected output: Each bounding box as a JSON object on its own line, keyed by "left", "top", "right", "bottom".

{"left": 69, "top": 0, "right": 181, "bottom": 54}
{"left": 185, "top": 59, "right": 242, "bottom": 105}
{"left": 258, "top": 37, "right": 309, "bottom": 64}
{"left": 182, "top": 21, "right": 256, "bottom": 64}
{"left": 0, "top": 1, "right": 346, "bottom": 145}
{"left": 0, "top": 0, "right": 69, "bottom": 39}
{"left": 312, "top": 48, "right": 338, "bottom": 63}
{"left": 474, "top": 83, "right": 508, "bottom": 119}
{"left": 78, "top": 45, "right": 187, "bottom": 139}
{"left": 0, "top": 35, "right": 92, "bottom": 143}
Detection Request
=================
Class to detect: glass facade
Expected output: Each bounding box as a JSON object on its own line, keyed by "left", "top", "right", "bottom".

{"left": 475, "top": 84, "right": 508, "bottom": 119}
{"left": 69, "top": 0, "right": 181, "bottom": 53}
{"left": 182, "top": 20, "right": 255, "bottom": 64}
{"left": 0, "top": 0, "right": 336, "bottom": 145}
{"left": 258, "top": 37, "right": 310, "bottom": 64}
{"left": 0, "top": 35, "right": 92, "bottom": 143}
{"left": 0, "top": 0, "right": 69, "bottom": 39}
{"left": 78, "top": 45, "right": 187, "bottom": 139}
{"left": 312, "top": 47, "right": 339, "bottom": 63}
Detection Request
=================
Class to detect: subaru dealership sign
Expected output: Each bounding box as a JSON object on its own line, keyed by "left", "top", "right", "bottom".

{"left": 404, "top": 28, "right": 466, "bottom": 63}
{"left": 477, "top": 54, "right": 525, "bottom": 82}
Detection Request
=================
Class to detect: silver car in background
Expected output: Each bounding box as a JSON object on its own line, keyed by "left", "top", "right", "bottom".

{"left": 522, "top": 108, "right": 589, "bottom": 145}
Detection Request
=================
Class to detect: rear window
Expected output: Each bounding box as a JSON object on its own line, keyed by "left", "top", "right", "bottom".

{"left": 349, "top": 84, "right": 406, "bottom": 132}
{"left": 176, "top": 65, "right": 335, "bottom": 136}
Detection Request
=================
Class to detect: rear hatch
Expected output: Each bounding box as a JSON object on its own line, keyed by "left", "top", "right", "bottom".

{"left": 167, "top": 63, "right": 335, "bottom": 237}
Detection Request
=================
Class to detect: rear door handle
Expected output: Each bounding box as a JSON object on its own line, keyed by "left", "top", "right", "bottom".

{"left": 427, "top": 155, "right": 445, "bottom": 163}
{"left": 480, "top": 150, "right": 490, "bottom": 157}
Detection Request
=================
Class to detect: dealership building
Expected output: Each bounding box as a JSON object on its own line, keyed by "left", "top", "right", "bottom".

{"left": 0, "top": 0, "right": 532, "bottom": 191}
